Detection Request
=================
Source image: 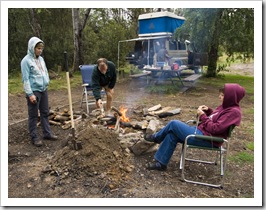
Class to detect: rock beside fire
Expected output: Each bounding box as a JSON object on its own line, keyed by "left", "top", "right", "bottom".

{"left": 129, "top": 140, "right": 159, "bottom": 156}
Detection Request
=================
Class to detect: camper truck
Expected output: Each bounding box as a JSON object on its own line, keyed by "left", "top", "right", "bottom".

{"left": 123, "top": 11, "right": 207, "bottom": 71}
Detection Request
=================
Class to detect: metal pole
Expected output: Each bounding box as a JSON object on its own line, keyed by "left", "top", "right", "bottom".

{"left": 117, "top": 41, "right": 120, "bottom": 81}
{"left": 147, "top": 39, "right": 150, "bottom": 66}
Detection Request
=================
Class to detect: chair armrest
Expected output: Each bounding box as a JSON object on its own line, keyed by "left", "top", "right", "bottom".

{"left": 186, "top": 120, "right": 197, "bottom": 124}
{"left": 193, "top": 135, "right": 225, "bottom": 143}
{"left": 82, "top": 83, "right": 89, "bottom": 87}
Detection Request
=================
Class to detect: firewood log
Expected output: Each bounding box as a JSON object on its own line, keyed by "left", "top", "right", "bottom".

{"left": 49, "top": 120, "right": 62, "bottom": 126}
{"left": 54, "top": 115, "right": 69, "bottom": 122}
{"left": 147, "top": 104, "right": 161, "bottom": 112}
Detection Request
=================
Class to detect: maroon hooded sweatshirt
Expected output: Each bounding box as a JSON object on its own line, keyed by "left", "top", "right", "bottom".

{"left": 198, "top": 83, "right": 246, "bottom": 147}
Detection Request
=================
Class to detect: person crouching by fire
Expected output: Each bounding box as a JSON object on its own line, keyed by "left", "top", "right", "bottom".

{"left": 91, "top": 58, "right": 117, "bottom": 116}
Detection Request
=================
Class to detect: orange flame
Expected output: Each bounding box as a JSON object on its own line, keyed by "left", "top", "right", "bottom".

{"left": 119, "top": 106, "right": 130, "bottom": 122}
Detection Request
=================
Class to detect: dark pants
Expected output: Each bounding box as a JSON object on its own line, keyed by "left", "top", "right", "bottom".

{"left": 26, "top": 90, "right": 52, "bottom": 141}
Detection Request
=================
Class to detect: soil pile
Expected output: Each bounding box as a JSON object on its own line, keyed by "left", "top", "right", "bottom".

{"left": 42, "top": 126, "right": 134, "bottom": 193}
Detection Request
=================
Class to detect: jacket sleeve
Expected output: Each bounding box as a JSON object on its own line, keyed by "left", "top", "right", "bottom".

{"left": 108, "top": 62, "right": 117, "bottom": 89}
{"left": 21, "top": 58, "right": 33, "bottom": 97}
{"left": 199, "top": 109, "right": 240, "bottom": 136}
{"left": 91, "top": 70, "right": 102, "bottom": 101}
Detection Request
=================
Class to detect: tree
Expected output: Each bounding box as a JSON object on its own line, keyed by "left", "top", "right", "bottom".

{"left": 72, "top": 8, "right": 91, "bottom": 73}
{"left": 174, "top": 8, "right": 254, "bottom": 77}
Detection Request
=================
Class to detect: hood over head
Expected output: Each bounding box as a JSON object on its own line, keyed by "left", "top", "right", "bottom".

{"left": 222, "top": 83, "right": 246, "bottom": 108}
{"left": 27, "top": 37, "right": 44, "bottom": 57}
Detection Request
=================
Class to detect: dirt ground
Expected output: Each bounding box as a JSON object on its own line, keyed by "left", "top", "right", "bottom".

{"left": 7, "top": 63, "right": 254, "bottom": 203}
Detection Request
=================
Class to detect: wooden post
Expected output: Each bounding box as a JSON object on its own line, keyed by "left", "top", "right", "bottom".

{"left": 57, "top": 65, "right": 62, "bottom": 74}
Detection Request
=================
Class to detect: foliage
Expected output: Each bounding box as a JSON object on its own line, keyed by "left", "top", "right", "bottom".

{"left": 174, "top": 8, "right": 254, "bottom": 77}
{"left": 8, "top": 8, "right": 74, "bottom": 73}
{"left": 8, "top": 8, "right": 254, "bottom": 77}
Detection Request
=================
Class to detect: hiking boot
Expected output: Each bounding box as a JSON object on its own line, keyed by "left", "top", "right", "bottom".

{"left": 146, "top": 162, "right": 167, "bottom": 171}
{"left": 33, "top": 139, "right": 43, "bottom": 147}
{"left": 43, "top": 135, "right": 58, "bottom": 141}
{"left": 144, "top": 133, "right": 155, "bottom": 142}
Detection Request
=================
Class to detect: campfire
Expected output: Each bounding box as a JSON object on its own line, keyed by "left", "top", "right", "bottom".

{"left": 46, "top": 104, "right": 181, "bottom": 155}
{"left": 119, "top": 106, "right": 130, "bottom": 122}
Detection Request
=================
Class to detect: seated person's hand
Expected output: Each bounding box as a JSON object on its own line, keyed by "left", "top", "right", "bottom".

{"left": 197, "top": 107, "right": 205, "bottom": 116}
{"left": 198, "top": 105, "right": 208, "bottom": 111}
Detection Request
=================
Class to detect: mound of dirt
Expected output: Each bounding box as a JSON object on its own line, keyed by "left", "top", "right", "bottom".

{"left": 42, "top": 126, "right": 134, "bottom": 190}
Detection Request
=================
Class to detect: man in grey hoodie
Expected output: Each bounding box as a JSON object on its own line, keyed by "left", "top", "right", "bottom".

{"left": 21, "top": 37, "right": 58, "bottom": 147}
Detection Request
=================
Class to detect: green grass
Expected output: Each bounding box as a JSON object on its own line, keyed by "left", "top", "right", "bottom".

{"left": 246, "top": 142, "right": 254, "bottom": 151}
{"left": 198, "top": 74, "right": 254, "bottom": 95}
{"left": 48, "top": 71, "right": 82, "bottom": 91}
{"left": 229, "top": 151, "right": 254, "bottom": 164}
{"left": 8, "top": 71, "right": 83, "bottom": 95}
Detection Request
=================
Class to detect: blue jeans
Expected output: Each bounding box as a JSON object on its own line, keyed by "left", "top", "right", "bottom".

{"left": 153, "top": 120, "right": 216, "bottom": 166}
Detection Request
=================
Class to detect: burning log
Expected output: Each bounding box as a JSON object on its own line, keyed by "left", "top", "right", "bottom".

{"left": 114, "top": 113, "right": 121, "bottom": 133}
{"left": 111, "top": 106, "right": 122, "bottom": 116}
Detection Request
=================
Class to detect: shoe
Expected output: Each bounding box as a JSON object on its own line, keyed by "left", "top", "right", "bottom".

{"left": 33, "top": 139, "right": 43, "bottom": 147}
{"left": 44, "top": 135, "right": 58, "bottom": 141}
{"left": 146, "top": 162, "right": 167, "bottom": 171}
{"left": 105, "top": 110, "right": 113, "bottom": 117}
{"left": 144, "top": 133, "right": 155, "bottom": 142}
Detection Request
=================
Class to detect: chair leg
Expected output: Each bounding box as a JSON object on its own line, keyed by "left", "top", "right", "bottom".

{"left": 180, "top": 144, "right": 184, "bottom": 170}
{"left": 84, "top": 89, "right": 89, "bottom": 114}
{"left": 180, "top": 135, "right": 225, "bottom": 188}
{"left": 80, "top": 92, "right": 84, "bottom": 108}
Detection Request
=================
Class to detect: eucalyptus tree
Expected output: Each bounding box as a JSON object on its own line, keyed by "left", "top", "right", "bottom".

{"left": 72, "top": 8, "right": 91, "bottom": 73}
{"left": 175, "top": 8, "right": 254, "bottom": 77}
{"left": 8, "top": 8, "right": 73, "bottom": 74}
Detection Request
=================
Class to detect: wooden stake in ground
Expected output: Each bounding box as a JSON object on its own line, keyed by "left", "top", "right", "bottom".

{"left": 64, "top": 51, "right": 80, "bottom": 150}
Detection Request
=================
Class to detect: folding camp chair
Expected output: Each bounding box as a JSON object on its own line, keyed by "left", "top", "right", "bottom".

{"left": 79, "top": 65, "right": 106, "bottom": 114}
{"left": 179, "top": 120, "right": 235, "bottom": 189}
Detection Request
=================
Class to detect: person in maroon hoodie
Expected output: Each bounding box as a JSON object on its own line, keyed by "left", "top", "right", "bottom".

{"left": 144, "top": 83, "right": 246, "bottom": 171}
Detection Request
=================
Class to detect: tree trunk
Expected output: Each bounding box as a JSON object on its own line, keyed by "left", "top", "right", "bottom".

{"left": 206, "top": 9, "right": 223, "bottom": 77}
{"left": 207, "top": 45, "right": 218, "bottom": 77}
{"left": 29, "top": 9, "right": 41, "bottom": 38}
{"left": 72, "top": 8, "right": 91, "bottom": 73}
{"left": 72, "top": 8, "right": 80, "bottom": 74}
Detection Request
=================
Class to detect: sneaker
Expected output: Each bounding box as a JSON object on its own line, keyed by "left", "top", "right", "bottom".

{"left": 105, "top": 110, "right": 113, "bottom": 117}
{"left": 33, "top": 139, "right": 43, "bottom": 147}
{"left": 144, "top": 133, "right": 155, "bottom": 142}
{"left": 43, "top": 135, "right": 58, "bottom": 141}
{"left": 146, "top": 162, "right": 167, "bottom": 171}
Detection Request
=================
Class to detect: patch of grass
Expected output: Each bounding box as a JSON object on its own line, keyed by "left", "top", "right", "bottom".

{"left": 48, "top": 71, "right": 82, "bottom": 91}
{"left": 246, "top": 142, "right": 254, "bottom": 151}
{"left": 229, "top": 151, "right": 254, "bottom": 164}
{"left": 8, "top": 71, "right": 82, "bottom": 95}
{"left": 199, "top": 74, "right": 254, "bottom": 95}
{"left": 8, "top": 73, "right": 24, "bottom": 95}
{"left": 146, "top": 84, "right": 180, "bottom": 94}
{"left": 243, "top": 107, "right": 254, "bottom": 115}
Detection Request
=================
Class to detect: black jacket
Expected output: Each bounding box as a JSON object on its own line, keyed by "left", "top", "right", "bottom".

{"left": 91, "top": 61, "right": 117, "bottom": 100}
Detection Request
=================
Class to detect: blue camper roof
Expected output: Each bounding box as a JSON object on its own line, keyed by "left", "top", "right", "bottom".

{"left": 138, "top": 11, "right": 185, "bottom": 37}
